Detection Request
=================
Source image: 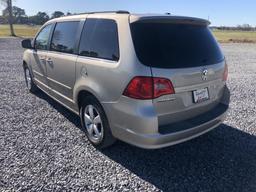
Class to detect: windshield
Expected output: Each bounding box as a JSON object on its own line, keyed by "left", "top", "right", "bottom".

{"left": 130, "top": 22, "right": 224, "bottom": 68}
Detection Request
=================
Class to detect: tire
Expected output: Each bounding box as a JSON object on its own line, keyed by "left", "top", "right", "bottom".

{"left": 24, "top": 66, "right": 38, "bottom": 93}
{"left": 80, "top": 96, "right": 116, "bottom": 149}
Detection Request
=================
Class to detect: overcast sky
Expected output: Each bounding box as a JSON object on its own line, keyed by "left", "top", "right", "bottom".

{"left": 1, "top": 0, "right": 255, "bottom": 26}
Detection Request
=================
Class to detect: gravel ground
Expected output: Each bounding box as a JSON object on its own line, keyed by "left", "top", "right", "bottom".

{"left": 0, "top": 38, "right": 256, "bottom": 192}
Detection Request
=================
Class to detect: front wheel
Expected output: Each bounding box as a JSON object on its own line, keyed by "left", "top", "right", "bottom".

{"left": 24, "top": 66, "right": 38, "bottom": 93}
{"left": 80, "top": 96, "right": 116, "bottom": 149}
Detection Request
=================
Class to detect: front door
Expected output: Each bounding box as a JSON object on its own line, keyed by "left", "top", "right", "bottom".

{"left": 30, "top": 24, "right": 54, "bottom": 92}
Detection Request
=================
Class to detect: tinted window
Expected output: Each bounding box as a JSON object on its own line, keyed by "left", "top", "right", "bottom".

{"left": 50, "top": 21, "right": 80, "bottom": 54}
{"left": 35, "top": 24, "right": 53, "bottom": 50}
{"left": 79, "top": 19, "right": 119, "bottom": 61}
{"left": 131, "top": 22, "right": 224, "bottom": 68}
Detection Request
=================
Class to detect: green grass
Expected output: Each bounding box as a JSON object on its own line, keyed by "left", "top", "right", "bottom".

{"left": 212, "top": 30, "right": 256, "bottom": 43}
{"left": 1, "top": 24, "right": 256, "bottom": 43}
{"left": 0, "top": 24, "right": 40, "bottom": 37}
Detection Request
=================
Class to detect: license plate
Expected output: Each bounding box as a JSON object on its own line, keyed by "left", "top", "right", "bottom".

{"left": 193, "top": 88, "right": 209, "bottom": 103}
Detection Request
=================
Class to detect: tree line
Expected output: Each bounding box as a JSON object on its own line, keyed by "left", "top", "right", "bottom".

{"left": 0, "top": 6, "right": 72, "bottom": 25}
{"left": 211, "top": 24, "right": 256, "bottom": 31}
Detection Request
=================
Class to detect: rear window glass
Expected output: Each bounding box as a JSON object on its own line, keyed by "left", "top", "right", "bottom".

{"left": 130, "top": 22, "right": 224, "bottom": 68}
{"left": 79, "top": 19, "right": 119, "bottom": 61}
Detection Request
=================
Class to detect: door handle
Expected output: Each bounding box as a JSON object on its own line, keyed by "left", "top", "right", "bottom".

{"left": 39, "top": 57, "right": 46, "bottom": 62}
{"left": 46, "top": 58, "right": 53, "bottom": 64}
{"left": 46, "top": 58, "right": 53, "bottom": 67}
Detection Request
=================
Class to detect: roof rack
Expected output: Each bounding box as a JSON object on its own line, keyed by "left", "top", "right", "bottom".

{"left": 91, "top": 10, "right": 130, "bottom": 14}
{"left": 75, "top": 10, "right": 130, "bottom": 15}
{"left": 58, "top": 10, "right": 130, "bottom": 19}
{"left": 115, "top": 10, "right": 130, "bottom": 14}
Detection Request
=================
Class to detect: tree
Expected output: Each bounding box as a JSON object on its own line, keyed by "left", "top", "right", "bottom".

{"left": 1, "top": 0, "right": 15, "bottom": 36}
{"left": 28, "top": 12, "right": 49, "bottom": 25}
{"left": 12, "top": 6, "right": 26, "bottom": 23}
{"left": 51, "top": 11, "right": 64, "bottom": 19}
{"left": 237, "top": 24, "right": 253, "bottom": 31}
{"left": 3, "top": 5, "right": 27, "bottom": 23}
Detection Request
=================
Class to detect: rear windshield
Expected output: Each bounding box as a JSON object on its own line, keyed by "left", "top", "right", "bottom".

{"left": 130, "top": 22, "right": 224, "bottom": 68}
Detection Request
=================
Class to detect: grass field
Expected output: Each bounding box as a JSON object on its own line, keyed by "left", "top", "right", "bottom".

{"left": 0, "top": 24, "right": 40, "bottom": 38}
{"left": 213, "top": 30, "right": 256, "bottom": 43}
{"left": 1, "top": 24, "right": 256, "bottom": 43}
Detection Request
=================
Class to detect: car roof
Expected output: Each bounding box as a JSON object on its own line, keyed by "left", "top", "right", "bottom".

{"left": 46, "top": 11, "right": 210, "bottom": 26}
{"left": 47, "top": 11, "right": 130, "bottom": 23}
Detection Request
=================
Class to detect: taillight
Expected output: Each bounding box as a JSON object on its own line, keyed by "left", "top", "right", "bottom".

{"left": 123, "top": 76, "right": 175, "bottom": 100}
{"left": 153, "top": 77, "right": 175, "bottom": 98}
{"left": 223, "top": 62, "right": 228, "bottom": 81}
{"left": 123, "top": 77, "right": 153, "bottom": 99}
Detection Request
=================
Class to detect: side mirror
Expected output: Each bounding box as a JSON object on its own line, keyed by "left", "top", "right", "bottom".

{"left": 21, "top": 39, "right": 33, "bottom": 49}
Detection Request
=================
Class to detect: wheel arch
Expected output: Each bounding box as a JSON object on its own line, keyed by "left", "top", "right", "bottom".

{"left": 23, "top": 49, "right": 32, "bottom": 69}
{"left": 23, "top": 60, "right": 34, "bottom": 79}
{"left": 76, "top": 89, "right": 101, "bottom": 110}
{"left": 23, "top": 60, "right": 28, "bottom": 68}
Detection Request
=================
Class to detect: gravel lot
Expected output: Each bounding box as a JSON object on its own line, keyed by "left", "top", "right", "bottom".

{"left": 0, "top": 38, "right": 256, "bottom": 192}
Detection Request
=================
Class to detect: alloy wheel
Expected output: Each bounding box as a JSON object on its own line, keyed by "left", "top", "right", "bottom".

{"left": 83, "top": 105, "right": 103, "bottom": 143}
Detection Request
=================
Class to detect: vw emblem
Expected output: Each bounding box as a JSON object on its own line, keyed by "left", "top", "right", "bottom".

{"left": 202, "top": 69, "right": 208, "bottom": 81}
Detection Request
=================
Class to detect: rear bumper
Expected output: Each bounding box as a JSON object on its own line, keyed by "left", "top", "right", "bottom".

{"left": 103, "top": 85, "right": 230, "bottom": 149}
{"left": 112, "top": 103, "right": 228, "bottom": 149}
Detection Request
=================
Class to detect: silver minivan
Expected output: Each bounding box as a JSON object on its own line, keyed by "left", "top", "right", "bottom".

{"left": 22, "top": 11, "right": 230, "bottom": 149}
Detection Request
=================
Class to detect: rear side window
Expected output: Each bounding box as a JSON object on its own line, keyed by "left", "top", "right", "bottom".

{"left": 35, "top": 24, "right": 53, "bottom": 50}
{"left": 79, "top": 19, "right": 119, "bottom": 61}
{"left": 130, "top": 22, "right": 224, "bottom": 68}
{"left": 50, "top": 21, "right": 80, "bottom": 54}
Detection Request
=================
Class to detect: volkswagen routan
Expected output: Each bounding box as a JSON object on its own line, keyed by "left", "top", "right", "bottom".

{"left": 22, "top": 11, "right": 230, "bottom": 149}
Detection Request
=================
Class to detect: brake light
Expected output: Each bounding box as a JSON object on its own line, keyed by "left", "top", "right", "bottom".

{"left": 123, "top": 76, "right": 175, "bottom": 100}
{"left": 153, "top": 77, "right": 175, "bottom": 98}
{"left": 223, "top": 63, "right": 228, "bottom": 81}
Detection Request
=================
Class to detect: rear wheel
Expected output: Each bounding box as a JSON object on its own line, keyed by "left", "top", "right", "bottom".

{"left": 80, "top": 96, "right": 116, "bottom": 149}
{"left": 24, "top": 66, "right": 38, "bottom": 93}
